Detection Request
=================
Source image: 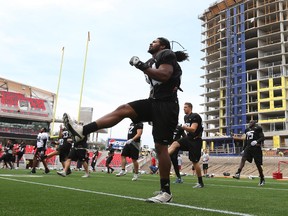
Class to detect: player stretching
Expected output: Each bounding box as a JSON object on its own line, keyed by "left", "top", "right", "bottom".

{"left": 116, "top": 122, "right": 143, "bottom": 181}
{"left": 168, "top": 102, "right": 204, "bottom": 188}
{"left": 233, "top": 120, "right": 265, "bottom": 186}
{"left": 44, "top": 125, "right": 72, "bottom": 175}
{"left": 62, "top": 37, "right": 188, "bottom": 203}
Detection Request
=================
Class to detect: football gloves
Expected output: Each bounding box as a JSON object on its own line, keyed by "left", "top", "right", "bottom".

{"left": 126, "top": 139, "right": 134, "bottom": 144}
{"left": 129, "top": 56, "right": 149, "bottom": 71}
{"left": 251, "top": 140, "right": 257, "bottom": 146}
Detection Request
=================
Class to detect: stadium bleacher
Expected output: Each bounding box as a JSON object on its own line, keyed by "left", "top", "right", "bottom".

{"left": 0, "top": 90, "right": 48, "bottom": 117}
{"left": 98, "top": 153, "right": 132, "bottom": 167}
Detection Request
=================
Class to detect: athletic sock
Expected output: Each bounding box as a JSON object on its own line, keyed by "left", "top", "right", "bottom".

{"left": 160, "top": 179, "right": 171, "bottom": 194}
{"left": 198, "top": 176, "right": 203, "bottom": 185}
{"left": 83, "top": 122, "right": 98, "bottom": 136}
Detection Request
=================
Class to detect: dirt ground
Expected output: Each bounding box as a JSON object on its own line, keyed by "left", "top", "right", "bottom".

{"left": 141, "top": 156, "right": 288, "bottom": 178}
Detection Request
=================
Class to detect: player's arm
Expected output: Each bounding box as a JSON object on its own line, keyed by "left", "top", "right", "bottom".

{"left": 132, "top": 128, "right": 143, "bottom": 141}
{"left": 129, "top": 56, "right": 173, "bottom": 82}
{"left": 182, "top": 122, "right": 198, "bottom": 134}
{"left": 143, "top": 64, "right": 173, "bottom": 82}
{"left": 58, "top": 125, "right": 63, "bottom": 138}
{"left": 243, "top": 133, "right": 248, "bottom": 150}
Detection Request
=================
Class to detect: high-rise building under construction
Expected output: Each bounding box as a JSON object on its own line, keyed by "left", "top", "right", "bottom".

{"left": 199, "top": 0, "right": 288, "bottom": 149}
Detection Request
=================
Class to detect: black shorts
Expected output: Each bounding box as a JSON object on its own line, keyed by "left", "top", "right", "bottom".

{"left": 3, "top": 154, "right": 13, "bottom": 162}
{"left": 178, "top": 137, "right": 202, "bottom": 163}
{"left": 203, "top": 164, "right": 208, "bottom": 170}
{"left": 35, "top": 147, "right": 46, "bottom": 160}
{"left": 121, "top": 143, "right": 139, "bottom": 160}
{"left": 58, "top": 143, "right": 72, "bottom": 162}
{"left": 17, "top": 152, "right": 24, "bottom": 161}
{"left": 243, "top": 146, "right": 263, "bottom": 165}
{"left": 68, "top": 148, "right": 87, "bottom": 162}
{"left": 129, "top": 98, "right": 179, "bottom": 145}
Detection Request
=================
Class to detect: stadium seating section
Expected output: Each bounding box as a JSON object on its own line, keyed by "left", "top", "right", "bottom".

{"left": 0, "top": 91, "right": 48, "bottom": 117}
{"left": 97, "top": 153, "right": 132, "bottom": 167}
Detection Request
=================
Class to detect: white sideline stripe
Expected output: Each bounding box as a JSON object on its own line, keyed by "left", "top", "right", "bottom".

{"left": 0, "top": 176, "right": 254, "bottom": 216}
{"left": 0, "top": 174, "right": 43, "bottom": 178}
{"left": 209, "top": 183, "right": 288, "bottom": 192}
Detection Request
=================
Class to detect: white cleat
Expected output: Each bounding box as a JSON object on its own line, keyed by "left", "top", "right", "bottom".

{"left": 193, "top": 183, "right": 204, "bottom": 188}
{"left": 132, "top": 174, "right": 139, "bottom": 181}
{"left": 116, "top": 170, "right": 126, "bottom": 177}
{"left": 146, "top": 192, "right": 172, "bottom": 203}
{"left": 57, "top": 171, "right": 66, "bottom": 177}
{"left": 82, "top": 173, "right": 90, "bottom": 178}
{"left": 63, "top": 113, "right": 85, "bottom": 142}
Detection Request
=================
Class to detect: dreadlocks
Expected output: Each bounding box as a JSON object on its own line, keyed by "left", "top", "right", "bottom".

{"left": 157, "top": 37, "right": 189, "bottom": 62}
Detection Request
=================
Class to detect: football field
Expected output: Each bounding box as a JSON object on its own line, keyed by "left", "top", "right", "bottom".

{"left": 0, "top": 169, "right": 287, "bottom": 216}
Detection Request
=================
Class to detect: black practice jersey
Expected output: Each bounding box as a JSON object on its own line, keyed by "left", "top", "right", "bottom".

{"left": 127, "top": 122, "right": 143, "bottom": 142}
{"left": 19, "top": 143, "right": 26, "bottom": 153}
{"left": 184, "top": 113, "right": 203, "bottom": 138}
{"left": 5, "top": 143, "right": 14, "bottom": 154}
{"left": 244, "top": 126, "right": 264, "bottom": 146}
{"left": 92, "top": 150, "right": 99, "bottom": 160}
{"left": 58, "top": 130, "right": 70, "bottom": 146}
{"left": 145, "top": 49, "right": 182, "bottom": 100}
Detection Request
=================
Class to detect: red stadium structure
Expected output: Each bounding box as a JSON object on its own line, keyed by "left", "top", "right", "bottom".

{"left": 0, "top": 77, "right": 55, "bottom": 143}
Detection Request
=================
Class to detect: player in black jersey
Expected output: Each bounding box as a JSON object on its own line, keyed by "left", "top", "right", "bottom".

{"left": 169, "top": 102, "right": 204, "bottom": 188}
{"left": 62, "top": 37, "right": 188, "bottom": 203}
{"left": 44, "top": 125, "right": 72, "bottom": 174}
{"left": 31, "top": 128, "right": 50, "bottom": 174}
{"left": 233, "top": 120, "right": 265, "bottom": 186}
{"left": 15, "top": 140, "right": 26, "bottom": 169}
{"left": 170, "top": 123, "right": 186, "bottom": 183}
{"left": 91, "top": 149, "right": 99, "bottom": 172}
{"left": 116, "top": 122, "right": 143, "bottom": 181}
{"left": 57, "top": 136, "right": 89, "bottom": 178}
{"left": 105, "top": 145, "right": 115, "bottom": 174}
{"left": 0, "top": 139, "right": 14, "bottom": 169}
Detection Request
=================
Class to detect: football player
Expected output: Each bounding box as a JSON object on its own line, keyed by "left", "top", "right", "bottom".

{"left": 168, "top": 102, "right": 204, "bottom": 188}
{"left": 44, "top": 125, "right": 73, "bottom": 175}
{"left": 62, "top": 37, "right": 188, "bottom": 203}
{"left": 233, "top": 120, "right": 265, "bottom": 186}
{"left": 31, "top": 128, "right": 50, "bottom": 174}
{"left": 170, "top": 123, "right": 186, "bottom": 183}
{"left": 57, "top": 136, "right": 89, "bottom": 178}
{"left": 116, "top": 122, "right": 143, "bottom": 181}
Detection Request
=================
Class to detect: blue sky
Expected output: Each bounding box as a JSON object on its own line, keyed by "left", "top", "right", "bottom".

{"left": 0, "top": 0, "right": 216, "bottom": 148}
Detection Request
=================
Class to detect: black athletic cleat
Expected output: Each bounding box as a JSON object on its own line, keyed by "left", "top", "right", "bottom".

{"left": 258, "top": 179, "right": 265, "bottom": 186}
{"left": 233, "top": 173, "right": 240, "bottom": 179}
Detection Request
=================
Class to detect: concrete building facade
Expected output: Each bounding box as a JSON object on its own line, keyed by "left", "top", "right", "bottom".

{"left": 199, "top": 0, "right": 288, "bottom": 149}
